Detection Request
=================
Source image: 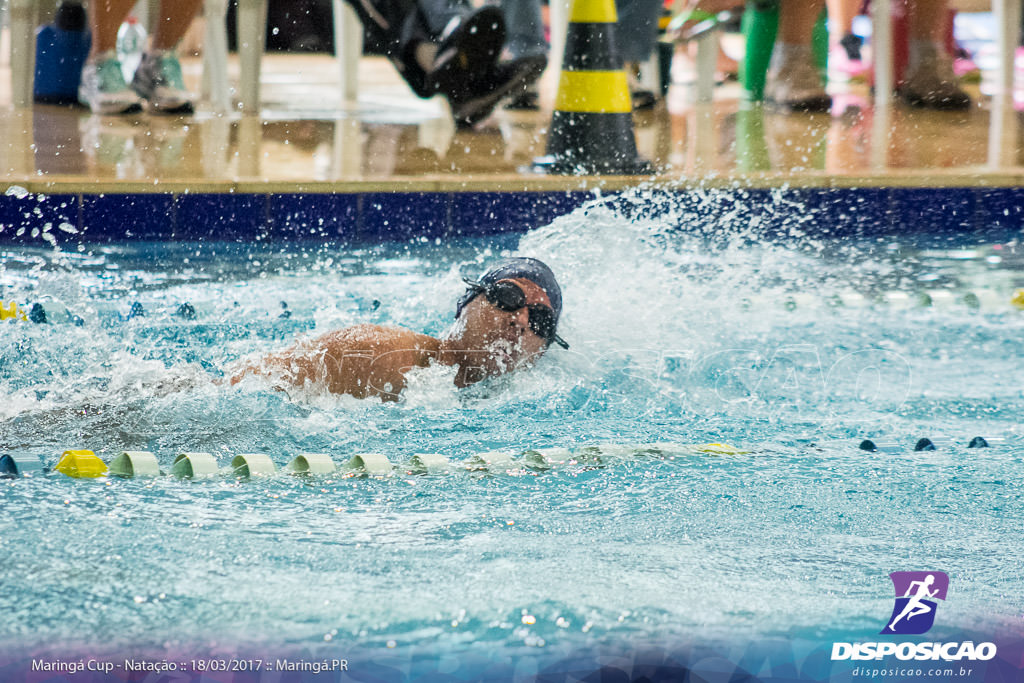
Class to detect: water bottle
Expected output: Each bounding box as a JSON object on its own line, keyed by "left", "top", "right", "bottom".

{"left": 116, "top": 15, "right": 147, "bottom": 82}
{"left": 33, "top": 0, "right": 91, "bottom": 104}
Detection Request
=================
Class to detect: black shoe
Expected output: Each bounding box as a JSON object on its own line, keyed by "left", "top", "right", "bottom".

{"left": 631, "top": 88, "right": 658, "bottom": 111}
{"left": 505, "top": 90, "right": 540, "bottom": 110}
{"left": 839, "top": 33, "right": 863, "bottom": 62}
{"left": 897, "top": 86, "right": 971, "bottom": 110}
{"left": 449, "top": 52, "right": 547, "bottom": 127}
{"left": 424, "top": 6, "right": 506, "bottom": 98}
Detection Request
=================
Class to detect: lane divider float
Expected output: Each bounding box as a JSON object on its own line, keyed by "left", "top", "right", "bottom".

{"left": 4, "top": 288, "right": 1023, "bottom": 331}
{"left": 232, "top": 453, "right": 277, "bottom": 479}
{"left": 286, "top": 453, "right": 337, "bottom": 475}
{"left": 407, "top": 453, "right": 450, "bottom": 474}
{"left": 466, "top": 450, "right": 517, "bottom": 472}
{"left": 109, "top": 451, "right": 161, "bottom": 478}
{"left": 522, "top": 447, "right": 576, "bottom": 470}
{"left": 858, "top": 436, "right": 993, "bottom": 452}
{"left": 1, "top": 301, "right": 28, "bottom": 322}
{"left": 1, "top": 453, "right": 45, "bottom": 477}
{"left": 345, "top": 453, "right": 393, "bottom": 475}
{"left": 55, "top": 450, "right": 108, "bottom": 478}
{"left": 172, "top": 452, "right": 219, "bottom": 479}
{"left": 5, "top": 442, "right": 755, "bottom": 481}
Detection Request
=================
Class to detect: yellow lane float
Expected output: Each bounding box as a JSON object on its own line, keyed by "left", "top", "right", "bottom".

{"left": 0, "top": 301, "right": 28, "bottom": 322}
{"left": 55, "top": 450, "right": 108, "bottom": 478}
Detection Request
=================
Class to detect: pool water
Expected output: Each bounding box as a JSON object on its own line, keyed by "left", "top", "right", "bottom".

{"left": 2, "top": 189, "right": 1023, "bottom": 674}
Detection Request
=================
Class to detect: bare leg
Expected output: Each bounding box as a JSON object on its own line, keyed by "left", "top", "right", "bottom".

{"left": 900, "top": 0, "right": 969, "bottom": 111}
{"left": 778, "top": 0, "right": 826, "bottom": 45}
{"left": 153, "top": 0, "right": 205, "bottom": 51}
{"left": 89, "top": 0, "right": 137, "bottom": 59}
{"left": 907, "top": 0, "right": 944, "bottom": 40}
{"left": 766, "top": 0, "right": 831, "bottom": 111}
{"left": 825, "top": 0, "right": 860, "bottom": 43}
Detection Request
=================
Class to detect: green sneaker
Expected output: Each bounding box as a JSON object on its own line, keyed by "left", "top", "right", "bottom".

{"left": 131, "top": 50, "right": 195, "bottom": 114}
{"left": 78, "top": 51, "right": 143, "bottom": 115}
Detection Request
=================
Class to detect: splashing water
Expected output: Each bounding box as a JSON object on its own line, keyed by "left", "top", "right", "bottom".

{"left": 2, "top": 188, "right": 1023, "bottom": 661}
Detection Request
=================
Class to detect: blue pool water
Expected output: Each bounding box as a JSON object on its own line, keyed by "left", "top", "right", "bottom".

{"left": 1, "top": 189, "right": 1023, "bottom": 677}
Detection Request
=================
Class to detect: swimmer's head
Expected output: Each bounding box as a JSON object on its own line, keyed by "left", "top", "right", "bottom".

{"left": 455, "top": 258, "right": 563, "bottom": 329}
{"left": 448, "top": 258, "right": 567, "bottom": 382}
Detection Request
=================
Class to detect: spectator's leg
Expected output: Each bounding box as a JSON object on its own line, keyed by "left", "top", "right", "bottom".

{"left": 129, "top": 0, "right": 204, "bottom": 112}
{"left": 616, "top": 0, "right": 662, "bottom": 63}
{"left": 153, "top": 0, "right": 205, "bottom": 49}
{"left": 763, "top": 0, "right": 830, "bottom": 111}
{"left": 616, "top": 0, "right": 664, "bottom": 109}
{"left": 337, "top": 0, "right": 502, "bottom": 98}
{"left": 80, "top": 0, "right": 144, "bottom": 113}
{"left": 777, "top": 0, "right": 824, "bottom": 44}
{"left": 414, "top": 0, "right": 474, "bottom": 34}
{"left": 826, "top": 0, "right": 867, "bottom": 80}
{"left": 502, "top": 0, "right": 548, "bottom": 110}
{"left": 504, "top": 0, "right": 547, "bottom": 59}
{"left": 900, "top": 0, "right": 969, "bottom": 107}
{"left": 88, "top": 0, "right": 137, "bottom": 59}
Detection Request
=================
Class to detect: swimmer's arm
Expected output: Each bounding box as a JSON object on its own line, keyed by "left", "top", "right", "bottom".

{"left": 227, "top": 325, "right": 432, "bottom": 399}
{"left": 227, "top": 332, "right": 342, "bottom": 389}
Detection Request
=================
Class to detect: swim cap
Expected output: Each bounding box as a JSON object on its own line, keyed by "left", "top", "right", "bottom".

{"left": 455, "top": 257, "right": 563, "bottom": 322}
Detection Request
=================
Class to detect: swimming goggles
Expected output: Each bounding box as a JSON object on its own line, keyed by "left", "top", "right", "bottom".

{"left": 462, "top": 278, "right": 570, "bottom": 349}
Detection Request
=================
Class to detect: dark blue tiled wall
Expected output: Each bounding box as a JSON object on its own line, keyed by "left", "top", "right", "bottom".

{"left": 361, "top": 192, "right": 450, "bottom": 242}
{"left": 449, "top": 191, "right": 592, "bottom": 236}
{"left": 0, "top": 193, "right": 79, "bottom": 242}
{"left": 892, "top": 188, "right": 979, "bottom": 245}
{"left": 82, "top": 193, "right": 175, "bottom": 241}
{"left": 2, "top": 187, "right": 1023, "bottom": 245}
{"left": 270, "top": 193, "right": 359, "bottom": 241}
{"left": 175, "top": 193, "right": 271, "bottom": 242}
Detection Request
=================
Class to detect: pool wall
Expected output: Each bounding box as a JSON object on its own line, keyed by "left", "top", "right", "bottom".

{"left": 1, "top": 187, "right": 1023, "bottom": 244}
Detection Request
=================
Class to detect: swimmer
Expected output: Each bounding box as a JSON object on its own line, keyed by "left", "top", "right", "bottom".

{"left": 228, "top": 258, "right": 568, "bottom": 401}
{"left": 888, "top": 574, "right": 939, "bottom": 631}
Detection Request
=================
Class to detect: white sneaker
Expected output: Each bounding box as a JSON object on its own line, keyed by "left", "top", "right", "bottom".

{"left": 765, "top": 45, "right": 831, "bottom": 112}
{"left": 131, "top": 50, "right": 195, "bottom": 114}
{"left": 78, "top": 51, "right": 144, "bottom": 115}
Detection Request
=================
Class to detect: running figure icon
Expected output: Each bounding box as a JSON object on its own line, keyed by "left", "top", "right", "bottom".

{"left": 881, "top": 571, "right": 949, "bottom": 635}
{"left": 888, "top": 574, "right": 938, "bottom": 631}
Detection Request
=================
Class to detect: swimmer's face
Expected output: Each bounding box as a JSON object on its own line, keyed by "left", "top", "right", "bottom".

{"left": 457, "top": 278, "right": 552, "bottom": 378}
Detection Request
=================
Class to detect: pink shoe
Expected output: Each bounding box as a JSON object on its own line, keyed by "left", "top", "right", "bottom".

{"left": 828, "top": 46, "right": 869, "bottom": 83}
{"left": 953, "top": 45, "right": 979, "bottom": 80}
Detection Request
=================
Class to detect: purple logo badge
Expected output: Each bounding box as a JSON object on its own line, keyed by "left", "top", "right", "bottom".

{"left": 881, "top": 571, "right": 949, "bottom": 635}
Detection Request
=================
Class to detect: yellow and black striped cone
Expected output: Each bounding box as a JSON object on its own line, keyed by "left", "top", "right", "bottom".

{"left": 534, "top": 0, "right": 651, "bottom": 174}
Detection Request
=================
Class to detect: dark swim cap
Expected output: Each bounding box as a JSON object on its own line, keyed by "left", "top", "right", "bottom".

{"left": 454, "top": 257, "right": 563, "bottom": 322}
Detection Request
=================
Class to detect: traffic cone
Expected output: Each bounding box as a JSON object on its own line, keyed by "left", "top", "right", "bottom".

{"left": 534, "top": 0, "right": 651, "bottom": 174}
